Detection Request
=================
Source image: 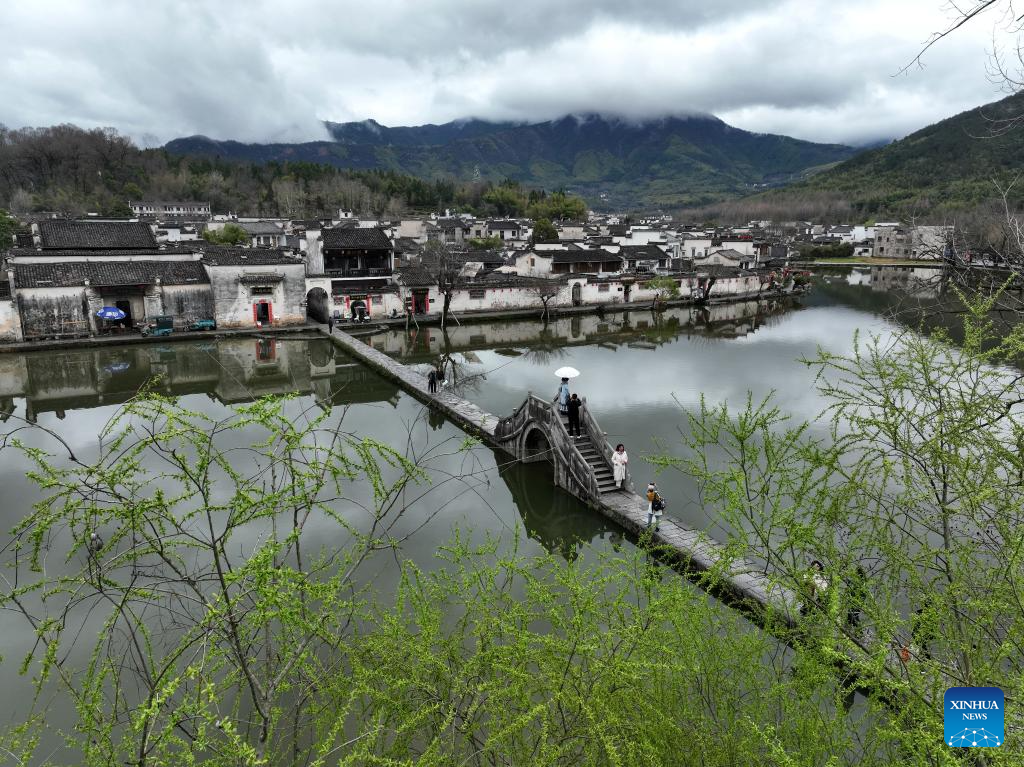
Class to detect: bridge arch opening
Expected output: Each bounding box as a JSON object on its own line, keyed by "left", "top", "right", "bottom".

{"left": 522, "top": 425, "right": 553, "bottom": 463}
{"left": 306, "top": 287, "right": 329, "bottom": 323}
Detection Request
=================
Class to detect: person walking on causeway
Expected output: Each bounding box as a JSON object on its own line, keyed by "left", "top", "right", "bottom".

{"left": 612, "top": 443, "right": 628, "bottom": 489}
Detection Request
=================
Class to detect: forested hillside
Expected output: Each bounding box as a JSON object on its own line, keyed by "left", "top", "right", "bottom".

{"left": 686, "top": 91, "right": 1024, "bottom": 223}
{"left": 0, "top": 125, "right": 583, "bottom": 219}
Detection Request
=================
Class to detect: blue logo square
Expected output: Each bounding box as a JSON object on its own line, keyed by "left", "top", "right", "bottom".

{"left": 945, "top": 687, "right": 1004, "bottom": 747}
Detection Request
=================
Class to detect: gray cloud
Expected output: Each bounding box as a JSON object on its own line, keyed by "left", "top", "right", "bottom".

{"left": 0, "top": 0, "right": 1008, "bottom": 146}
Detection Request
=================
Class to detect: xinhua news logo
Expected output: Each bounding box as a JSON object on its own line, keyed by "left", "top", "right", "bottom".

{"left": 944, "top": 687, "right": 1004, "bottom": 748}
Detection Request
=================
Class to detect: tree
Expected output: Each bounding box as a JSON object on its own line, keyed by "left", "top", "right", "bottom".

{"left": 644, "top": 276, "right": 680, "bottom": 310}
{"left": 421, "top": 240, "right": 465, "bottom": 330}
{"left": 0, "top": 208, "right": 18, "bottom": 248}
{"left": 657, "top": 293, "right": 1024, "bottom": 757}
{"left": 0, "top": 393, "right": 430, "bottom": 766}
{"left": 531, "top": 217, "right": 558, "bottom": 243}
{"left": 202, "top": 222, "right": 249, "bottom": 246}
{"left": 0, "top": 393, "right": 937, "bottom": 765}
{"left": 523, "top": 276, "right": 565, "bottom": 321}
{"left": 466, "top": 235, "right": 502, "bottom": 250}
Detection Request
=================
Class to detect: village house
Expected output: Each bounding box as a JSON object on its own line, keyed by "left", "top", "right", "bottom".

{"left": 619, "top": 244, "right": 670, "bottom": 273}
{"left": 305, "top": 226, "right": 400, "bottom": 322}
{"left": 872, "top": 224, "right": 951, "bottom": 260}
{"left": 239, "top": 221, "right": 288, "bottom": 248}
{"left": 487, "top": 219, "right": 523, "bottom": 241}
{"left": 154, "top": 222, "right": 202, "bottom": 243}
{"left": 427, "top": 218, "right": 469, "bottom": 245}
{"left": 5, "top": 221, "right": 213, "bottom": 340}
{"left": 130, "top": 200, "right": 211, "bottom": 220}
{"left": 200, "top": 247, "right": 306, "bottom": 328}
{"left": 515, "top": 248, "right": 624, "bottom": 276}
{"left": 694, "top": 248, "right": 756, "bottom": 270}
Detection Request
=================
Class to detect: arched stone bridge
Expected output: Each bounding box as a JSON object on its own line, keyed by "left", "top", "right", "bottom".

{"left": 493, "top": 393, "right": 630, "bottom": 506}
{"left": 325, "top": 326, "right": 798, "bottom": 631}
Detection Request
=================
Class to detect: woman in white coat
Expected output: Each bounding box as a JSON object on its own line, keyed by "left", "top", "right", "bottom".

{"left": 611, "top": 443, "right": 628, "bottom": 489}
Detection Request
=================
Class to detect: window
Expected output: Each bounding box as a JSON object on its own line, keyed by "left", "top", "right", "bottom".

{"left": 371, "top": 295, "right": 383, "bottom": 305}
{"left": 598, "top": 284, "right": 610, "bottom": 293}
{"left": 530, "top": 257, "right": 536, "bottom": 266}
{"left": 469, "top": 288, "right": 487, "bottom": 300}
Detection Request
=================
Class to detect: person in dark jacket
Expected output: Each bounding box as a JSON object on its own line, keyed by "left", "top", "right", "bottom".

{"left": 567, "top": 393, "right": 582, "bottom": 438}
{"left": 427, "top": 368, "right": 437, "bottom": 394}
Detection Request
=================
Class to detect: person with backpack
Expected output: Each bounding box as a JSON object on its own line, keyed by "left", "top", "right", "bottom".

{"left": 645, "top": 482, "right": 665, "bottom": 530}
{"left": 567, "top": 393, "right": 582, "bottom": 439}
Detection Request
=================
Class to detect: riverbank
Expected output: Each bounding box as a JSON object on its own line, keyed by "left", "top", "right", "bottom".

{"left": 792, "top": 258, "right": 939, "bottom": 268}
{"left": 0, "top": 286, "right": 806, "bottom": 352}
{"left": 343, "top": 284, "right": 806, "bottom": 335}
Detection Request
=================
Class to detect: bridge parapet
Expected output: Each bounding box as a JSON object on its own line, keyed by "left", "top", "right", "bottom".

{"left": 495, "top": 393, "right": 605, "bottom": 506}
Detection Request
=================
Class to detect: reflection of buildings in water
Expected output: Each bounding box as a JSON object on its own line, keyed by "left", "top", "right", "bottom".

{"left": 846, "top": 268, "right": 872, "bottom": 287}
{"left": 371, "top": 297, "right": 799, "bottom": 360}
{"left": 868, "top": 267, "right": 941, "bottom": 298}
{"left": 0, "top": 338, "right": 400, "bottom": 420}
{"left": 497, "top": 453, "right": 616, "bottom": 562}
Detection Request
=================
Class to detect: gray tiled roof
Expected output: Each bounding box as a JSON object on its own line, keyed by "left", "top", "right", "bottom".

{"left": 201, "top": 247, "right": 303, "bottom": 266}
{"left": 38, "top": 221, "right": 157, "bottom": 250}
{"left": 239, "top": 221, "right": 285, "bottom": 236}
{"left": 13, "top": 260, "right": 209, "bottom": 288}
{"left": 6, "top": 246, "right": 196, "bottom": 258}
{"left": 700, "top": 248, "right": 747, "bottom": 261}
{"left": 548, "top": 248, "right": 623, "bottom": 265}
{"left": 321, "top": 226, "right": 392, "bottom": 250}
{"left": 619, "top": 245, "right": 667, "bottom": 259}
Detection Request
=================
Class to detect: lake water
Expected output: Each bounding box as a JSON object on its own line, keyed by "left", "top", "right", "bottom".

{"left": 0, "top": 265, "right": 942, "bottom": 755}
{"left": 365, "top": 267, "right": 948, "bottom": 535}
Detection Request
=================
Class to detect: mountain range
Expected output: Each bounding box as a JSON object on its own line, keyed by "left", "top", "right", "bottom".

{"left": 165, "top": 114, "right": 859, "bottom": 210}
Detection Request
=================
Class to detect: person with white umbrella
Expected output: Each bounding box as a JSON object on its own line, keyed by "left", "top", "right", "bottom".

{"left": 553, "top": 366, "right": 578, "bottom": 416}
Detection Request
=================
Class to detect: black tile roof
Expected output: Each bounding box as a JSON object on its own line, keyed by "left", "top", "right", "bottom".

{"left": 201, "top": 247, "right": 303, "bottom": 266}
{"left": 620, "top": 245, "right": 667, "bottom": 259}
{"left": 38, "top": 221, "right": 156, "bottom": 250}
{"left": 321, "top": 226, "right": 392, "bottom": 250}
{"left": 547, "top": 248, "right": 623, "bottom": 265}
{"left": 13, "top": 260, "right": 209, "bottom": 288}
{"left": 7, "top": 245, "right": 198, "bottom": 258}
{"left": 394, "top": 264, "right": 435, "bottom": 287}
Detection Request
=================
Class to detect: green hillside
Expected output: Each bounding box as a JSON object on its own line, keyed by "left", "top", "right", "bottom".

{"left": 714, "top": 91, "right": 1024, "bottom": 221}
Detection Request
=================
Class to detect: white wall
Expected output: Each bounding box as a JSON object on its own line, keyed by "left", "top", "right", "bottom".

{"left": 515, "top": 251, "right": 553, "bottom": 276}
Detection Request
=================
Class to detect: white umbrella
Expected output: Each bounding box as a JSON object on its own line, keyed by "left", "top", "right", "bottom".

{"left": 554, "top": 366, "right": 580, "bottom": 379}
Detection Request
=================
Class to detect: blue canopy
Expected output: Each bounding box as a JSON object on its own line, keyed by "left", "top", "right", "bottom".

{"left": 96, "top": 306, "right": 126, "bottom": 321}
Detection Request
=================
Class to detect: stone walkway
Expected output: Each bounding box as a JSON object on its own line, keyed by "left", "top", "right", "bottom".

{"left": 324, "top": 325, "right": 798, "bottom": 629}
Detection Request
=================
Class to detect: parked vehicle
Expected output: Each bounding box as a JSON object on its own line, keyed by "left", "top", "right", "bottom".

{"left": 142, "top": 316, "right": 174, "bottom": 337}
{"left": 188, "top": 319, "right": 216, "bottom": 331}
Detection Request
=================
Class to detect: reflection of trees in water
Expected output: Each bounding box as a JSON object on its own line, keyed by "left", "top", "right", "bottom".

{"left": 497, "top": 455, "right": 616, "bottom": 562}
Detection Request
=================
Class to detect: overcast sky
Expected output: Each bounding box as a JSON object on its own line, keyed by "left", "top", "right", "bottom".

{"left": 0, "top": 0, "right": 1013, "bottom": 147}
